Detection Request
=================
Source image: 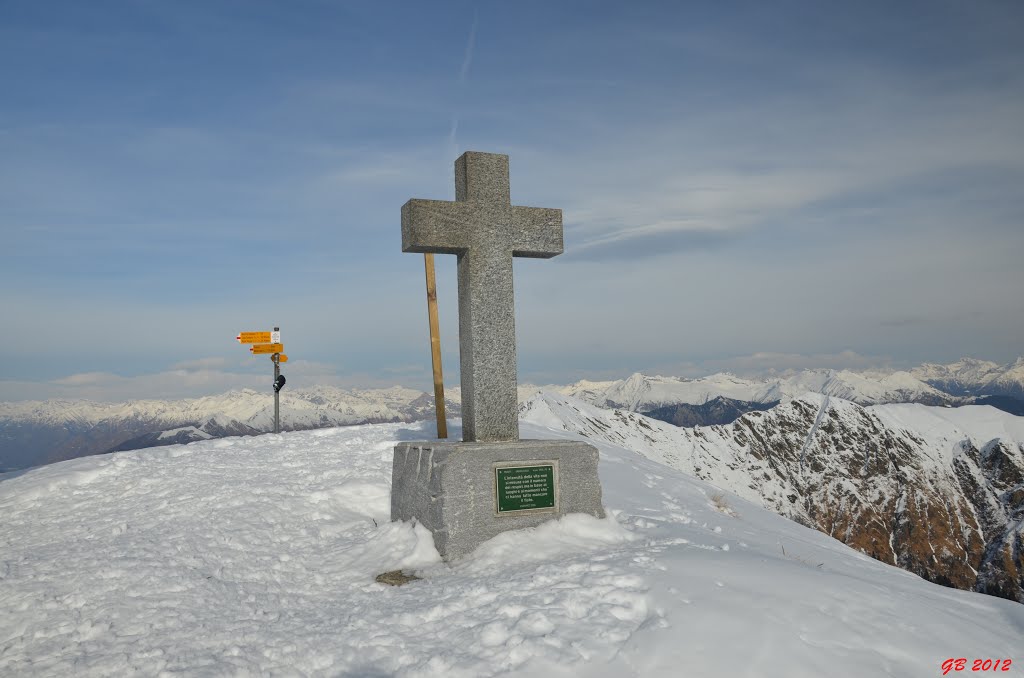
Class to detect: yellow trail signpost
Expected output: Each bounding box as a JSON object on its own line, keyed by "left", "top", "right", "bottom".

{"left": 237, "top": 327, "right": 286, "bottom": 433}
{"left": 250, "top": 343, "right": 284, "bottom": 354}
{"left": 237, "top": 332, "right": 272, "bottom": 344}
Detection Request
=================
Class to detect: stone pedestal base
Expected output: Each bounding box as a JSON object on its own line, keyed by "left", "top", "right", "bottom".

{"left": 391, "top": 439, "right": 605, "bottom": 560}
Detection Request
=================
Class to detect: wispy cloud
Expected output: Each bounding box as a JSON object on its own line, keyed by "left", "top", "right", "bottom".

{"left": 567, "top": 222, "right": 737, "bottom": 261}
{"left": 0, "top": 358, "right": 420, "bottom": 402}
{"left": 172, "top": 357, "right": 229, "bottom": 371}
{"left": 697, "top": 351, "right": 895, "bottom": 377}
{"left": 17, "top": 369, "right": 267, "bottom": 402}
{"left": 459, "top": 10, "right": 478, "bottom": 85}
{"left": 52, "top": 372, "right": 112, "bottom": 387}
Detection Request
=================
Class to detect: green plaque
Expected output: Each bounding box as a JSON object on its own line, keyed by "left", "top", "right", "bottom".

{"left": 495, "top": 464, "right": 556, "bottom": 514}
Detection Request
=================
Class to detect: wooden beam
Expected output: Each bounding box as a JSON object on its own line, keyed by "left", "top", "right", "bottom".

{"left": 424, "top": 253, "right": 448, "bottom": 438}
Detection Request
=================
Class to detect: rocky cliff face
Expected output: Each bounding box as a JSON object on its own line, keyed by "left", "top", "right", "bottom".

{"left": 730, "top": 398, "right": 1022, "bottom": 599}
{"left": 521, "top": 392, "right": 1024, "bottom": 602}
{"left": 952, "top": 438, "right": 1024, "bottom": 600}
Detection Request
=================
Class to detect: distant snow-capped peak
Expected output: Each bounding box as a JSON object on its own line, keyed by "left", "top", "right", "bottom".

{"left": 911, "top": 356, "right": 1024, "bottom": 397}
{"left": 543, "top": 367, "right": 953, "bottom": 412}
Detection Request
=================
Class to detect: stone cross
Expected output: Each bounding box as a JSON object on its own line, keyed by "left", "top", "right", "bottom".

{"left": 402, "top": 152, "right": 563, "bottom": 443}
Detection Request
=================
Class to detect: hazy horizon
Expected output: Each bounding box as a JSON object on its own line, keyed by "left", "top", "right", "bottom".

{"left": 1, "top": 352, "right": 1019, "bottom": 403}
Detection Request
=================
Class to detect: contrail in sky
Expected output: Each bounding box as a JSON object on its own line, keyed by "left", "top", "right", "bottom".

{"left": 448, "top": 117, "right": 460, "bottom": 158}
{"left": 459, "top": 11, "right": 478, "bottom": 84}
{"left": 451, "top": 10, "right": 478, "bottom": 157}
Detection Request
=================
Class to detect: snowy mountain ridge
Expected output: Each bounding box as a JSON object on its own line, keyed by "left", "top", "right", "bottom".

{"left": 910, "top": 356, "right": 1024, "bottom": 397}
{"left": 521, "top": 356, "right": 1024, "bottom": 412}
{"left": 0, "top": 386, "right": 459, "bottom": 470}
{"left": 0, "top": 385, "right": 435, "bottom": 426}
{"left": 537, "top": 367, "right": 956, "bottom": 411}
{"left": 521, "top": 390, "right": 1024, "bottom": 601}
{"left": 3, "top": 356, "right": 1022, "bottom": 472}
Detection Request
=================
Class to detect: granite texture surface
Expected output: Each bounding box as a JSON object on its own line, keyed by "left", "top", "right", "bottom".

{"left": 401, "top": 152, "right": 562, "bottom": 442}
{"left": 391, "top": 439, "right": 605, "bottom": 560}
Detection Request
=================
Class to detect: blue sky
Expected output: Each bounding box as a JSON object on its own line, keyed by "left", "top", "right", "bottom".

{"left": 3, "top": 0, "right": 1023, "bottom": 401}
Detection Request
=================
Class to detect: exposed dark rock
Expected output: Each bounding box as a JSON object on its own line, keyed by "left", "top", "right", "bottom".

{"left": 970, "top": 396, "right": 1024, "bottom": 416}
{"left": 642, "top": 396, "right": 778, "bottom": 427}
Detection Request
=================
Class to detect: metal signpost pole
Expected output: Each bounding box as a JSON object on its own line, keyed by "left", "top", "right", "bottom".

{"left": 272, "top": 326, "right": 280, "bottom": 434}
{"left": 238, "top": 326, "right": 286, "bottom": 435}
{"left": 273, "top": 355, "right": 280, "bottom": 434}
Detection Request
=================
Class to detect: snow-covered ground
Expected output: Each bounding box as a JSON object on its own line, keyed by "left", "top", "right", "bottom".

{"left": 870, "top": 401, "right": 1024, "bottom": 449}
{"left": 1, "top": 420, "right": 1021, "bottom": 677}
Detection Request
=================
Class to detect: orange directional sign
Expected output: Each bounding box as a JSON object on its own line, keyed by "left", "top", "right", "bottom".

{"left": 250, "top": 343, "right": 284, "bottom": 354}
{"left": 275, "top": 354, "right": 289, "bottom": 363}
{"left": 237, "top": 331, "right": 272, "bottom": 344}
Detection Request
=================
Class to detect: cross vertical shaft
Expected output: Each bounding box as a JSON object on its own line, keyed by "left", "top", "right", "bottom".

{"left": 457, "top": 241, "right": 517, "bottom": 441}
{"left": 401, "top": 152, "right": 563, "bottom": 442}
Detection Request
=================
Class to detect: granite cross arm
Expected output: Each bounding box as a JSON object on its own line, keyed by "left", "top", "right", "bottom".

{"left": 401, "top": 152, "right": 563, "bottom": 443}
